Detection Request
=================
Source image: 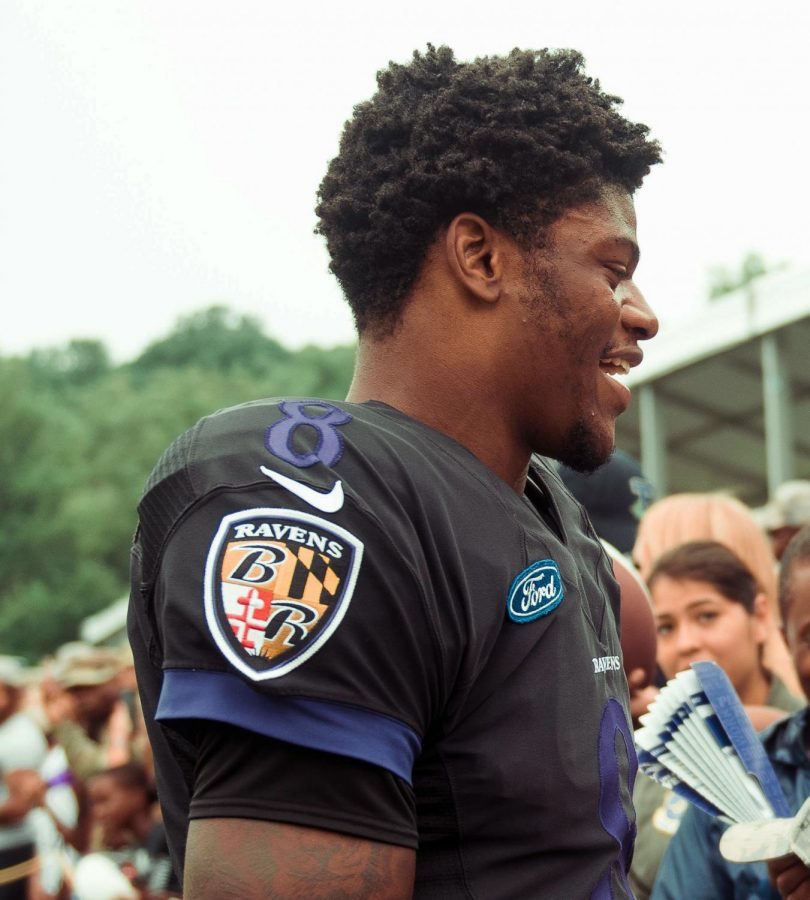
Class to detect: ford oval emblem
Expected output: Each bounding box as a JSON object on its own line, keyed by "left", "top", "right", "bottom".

{"left": 507, "top": 559, "right": 565, "bottom": 623}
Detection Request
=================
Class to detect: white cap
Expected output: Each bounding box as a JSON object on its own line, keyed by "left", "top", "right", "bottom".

{"left": 72, "top": 853, "right": 138, "bottom": 900}
{"left": 0, "top": 656, "right": 25, "bottom": 688}
{"left": 753, "top": 481, "right": 810, "bottom": 531}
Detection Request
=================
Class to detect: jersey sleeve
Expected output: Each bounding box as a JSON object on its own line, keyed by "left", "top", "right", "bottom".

{"left": 189, "top": 720, "right": 418, "bottom": 848}
{"left": 136, "top": 481, "right": 452, "bottom": 787}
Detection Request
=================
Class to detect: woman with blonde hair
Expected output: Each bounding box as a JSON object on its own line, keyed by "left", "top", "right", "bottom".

{"left": 633, "top": 491, "right": 799, "bottom": 696}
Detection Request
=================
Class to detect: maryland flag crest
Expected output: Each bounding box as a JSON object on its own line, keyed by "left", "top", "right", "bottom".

{"left": 204, "top": 508, "right": 363, "bottom": 680}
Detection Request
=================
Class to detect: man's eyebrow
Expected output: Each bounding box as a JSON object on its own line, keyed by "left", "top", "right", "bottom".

{"left": 613, "top": 237, "right": 640, "bottom": 268}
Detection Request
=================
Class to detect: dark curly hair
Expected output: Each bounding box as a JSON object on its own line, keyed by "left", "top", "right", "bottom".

{"left": 315, "top": 45, "right": 662, "bottom": 335}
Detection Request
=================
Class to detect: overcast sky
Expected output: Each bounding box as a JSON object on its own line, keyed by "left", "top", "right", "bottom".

{"left": 2, "top": 0, "right": 809, "bottom": 362}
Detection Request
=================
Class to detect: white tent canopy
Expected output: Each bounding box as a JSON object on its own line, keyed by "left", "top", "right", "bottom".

{"left": 617, "top": 269, "right": 810, "bottom": 504}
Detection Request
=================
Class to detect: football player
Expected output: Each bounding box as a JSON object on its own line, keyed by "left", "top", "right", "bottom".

{"left": 129, "top": 45, "right": 660, "bottom": 898}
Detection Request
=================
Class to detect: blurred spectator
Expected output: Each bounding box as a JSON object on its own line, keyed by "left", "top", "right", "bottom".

{"left": 649, "top": 541, "right": 798, "bottom": 708}
{"left": 753, "top": 479, "right": 810, "bottom": 560}
{"left": 0, "top": 656, "right": 47, "bottom": 900}
{"left": 0, "top": 644, "right": 170, "bottom": 898}
{"left": 559, "top": 448, "right": 656, "bottom": 555}
{"left": 631, "top": 541, "right": 805, "bottom": 899}
{"left": 632, "top": 492, "right": 800, "bottom": 697}
{"left": 84, "top": 764, "right": 179, "bottom": 898}
{"left": 651, "top": 526, "right": 810, "bottom": 898}
{"left": 30, "top": 738, "right": 84, "bottom": 898}
{"left": 87, "top": 765, "right": 154, "bottom": 852}
{"left": 42, "top": 646, "right": 141, "bottom": 782}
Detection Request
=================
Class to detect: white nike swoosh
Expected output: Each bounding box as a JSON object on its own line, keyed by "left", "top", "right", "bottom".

{"left": 259, "top": 466, "right": 345, "bottom": 513}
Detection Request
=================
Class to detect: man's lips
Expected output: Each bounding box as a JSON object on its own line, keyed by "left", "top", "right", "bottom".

{"left": 598, "top": 347, "right": 642, "bottom": 409}
{"left": 599, "top": 346, "right": 643, "bottom": 372}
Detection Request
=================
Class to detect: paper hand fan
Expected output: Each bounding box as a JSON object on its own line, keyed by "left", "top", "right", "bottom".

{"left": 635, "top": 660, "right": 793, "bottom": 862}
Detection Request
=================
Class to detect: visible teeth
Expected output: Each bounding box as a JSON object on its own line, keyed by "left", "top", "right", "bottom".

{"left": 600, "top": 357, "right": 630, "bottom": 375}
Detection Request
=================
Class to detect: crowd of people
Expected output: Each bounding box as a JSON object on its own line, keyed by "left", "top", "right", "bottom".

{"left": 0, "top": 643, "right": 178, "bottom": 899}
{"left": 567, "top": 467, "right": 810, "bottom": 899}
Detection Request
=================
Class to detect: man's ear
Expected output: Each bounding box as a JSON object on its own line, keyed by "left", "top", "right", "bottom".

{"left": 445, "top": 213, "right": 509, "bottom": 303}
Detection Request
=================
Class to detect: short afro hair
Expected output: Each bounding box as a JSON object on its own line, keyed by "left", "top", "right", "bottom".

{"left": 316, "top": 44, "right": 661, "bottom": 335}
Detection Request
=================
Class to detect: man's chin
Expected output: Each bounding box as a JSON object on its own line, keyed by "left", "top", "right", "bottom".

{"left": 557, "top": 419, "right": 614, "bottom": 473}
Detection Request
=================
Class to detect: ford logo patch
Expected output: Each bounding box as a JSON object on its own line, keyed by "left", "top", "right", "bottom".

{"left": 507, "top": 559, "right": 565, "bottom": 623}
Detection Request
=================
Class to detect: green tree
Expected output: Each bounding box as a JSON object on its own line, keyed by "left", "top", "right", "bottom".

{"left": 0, "top": 309, "right": 355, "bottom": 660}
{"left": 130, "top": 306, "right": 292, "bottom": 378}
{"left": 26, "top": 339, "right": 111, "bottom": 388}
{"left": 708, "top": 252, "right": 786, "bottom": 300}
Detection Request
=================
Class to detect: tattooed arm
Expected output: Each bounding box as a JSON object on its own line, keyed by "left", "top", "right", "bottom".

{"left": 184, "top": 818, "right": 416, "bottom": 899}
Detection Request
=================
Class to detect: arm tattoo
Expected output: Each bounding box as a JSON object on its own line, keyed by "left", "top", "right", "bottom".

{"left": 185, "top": 818, "right": 415, "bottom": 899}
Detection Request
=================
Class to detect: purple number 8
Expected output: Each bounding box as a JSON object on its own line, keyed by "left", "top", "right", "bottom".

{"left": 591, "top": 698, "right": 637, "bottom": 899}
{"left": 265, "top": 400, "right": 352, "bottom": 469}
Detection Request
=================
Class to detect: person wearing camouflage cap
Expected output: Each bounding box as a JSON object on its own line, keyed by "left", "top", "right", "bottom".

{"left": 42, "top": 645, "right": 142, "bottom": 782}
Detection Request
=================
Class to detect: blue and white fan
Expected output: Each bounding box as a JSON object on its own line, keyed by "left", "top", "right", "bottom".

{"left": 635, "top": 660, "right": 806, "bottom": 863}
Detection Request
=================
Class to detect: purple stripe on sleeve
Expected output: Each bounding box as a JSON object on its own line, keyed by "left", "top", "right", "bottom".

{"left": 156, "top": 668, "right": 420, "bottom": 784}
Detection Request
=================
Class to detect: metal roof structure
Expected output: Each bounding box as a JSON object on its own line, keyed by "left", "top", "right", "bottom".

{"left": 616, "top": 268, "right": 810, "bottom": 506}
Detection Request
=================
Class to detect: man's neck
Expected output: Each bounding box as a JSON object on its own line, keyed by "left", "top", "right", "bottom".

{"left": 348, "top": 341, "right": 531, "bottom": 494}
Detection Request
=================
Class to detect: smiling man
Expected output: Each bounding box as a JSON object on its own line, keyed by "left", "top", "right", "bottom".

{"left": 129, "top": 45, "right": 660, "bottom": 898}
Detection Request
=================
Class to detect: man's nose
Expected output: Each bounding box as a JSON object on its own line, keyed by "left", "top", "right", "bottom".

{"left": 619, "top": 284, "right": 659, "bottom": 341}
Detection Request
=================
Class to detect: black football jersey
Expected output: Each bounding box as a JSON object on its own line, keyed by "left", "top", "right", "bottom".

{"left": 129, "top": 398, "right": 637, "bottom": 899}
